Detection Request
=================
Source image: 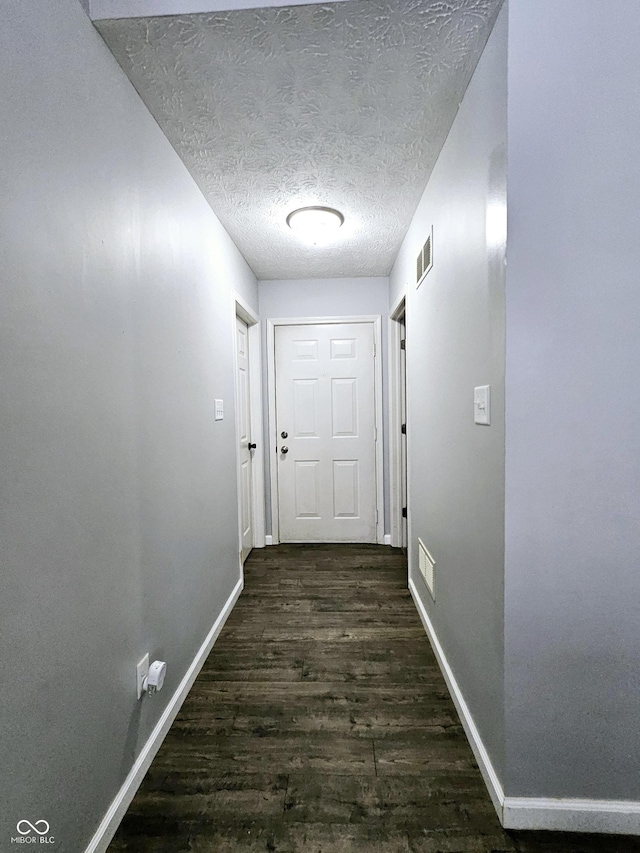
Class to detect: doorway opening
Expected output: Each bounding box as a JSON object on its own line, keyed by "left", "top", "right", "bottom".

{"left": 233, "top": 294, "right": 265, "bottom": 566}
{"left": 389, "top": 292, "right": 408, "bottom": 551}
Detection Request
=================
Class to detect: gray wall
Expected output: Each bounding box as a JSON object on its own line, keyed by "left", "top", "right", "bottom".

{"left": 0, "top": 1, "right": 257, "bottom": 850}
{"left": 258, "top": 277, "right": 390, "bottom": 537}
{"left": 389, "top": 5, "right": 507, "bottom": 779}
{"left": 504, "top": 0, "right": 640, "bottom": 799}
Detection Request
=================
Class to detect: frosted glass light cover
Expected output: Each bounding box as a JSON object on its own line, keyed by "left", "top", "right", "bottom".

{"left": 287, "top": 206, "right": 344, "bottom": 246}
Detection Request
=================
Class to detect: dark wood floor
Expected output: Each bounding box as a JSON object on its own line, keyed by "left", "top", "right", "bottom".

{"left": 108, "top": 545, "right": 640, "bottom": 853}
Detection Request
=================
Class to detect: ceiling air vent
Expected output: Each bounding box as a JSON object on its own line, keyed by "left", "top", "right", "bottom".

{"left": 416, "top": 226, "right": 433, "bottom": 288}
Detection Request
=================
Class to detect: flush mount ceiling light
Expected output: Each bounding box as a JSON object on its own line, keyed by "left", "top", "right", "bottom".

{"left": 286, "top": 206, "right": 344, "bottom": 246}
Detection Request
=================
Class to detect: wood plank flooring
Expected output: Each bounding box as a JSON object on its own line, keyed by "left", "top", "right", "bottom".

{"left": 108, "top": 545, "right": 640, "bottom": 853}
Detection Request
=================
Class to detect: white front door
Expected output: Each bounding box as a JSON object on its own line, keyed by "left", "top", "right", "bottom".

{"left": 236, "top": 315, "right": 253, "bottom": 562}
{"left": 275, "top": 322, "right": 377, "bottom": 543}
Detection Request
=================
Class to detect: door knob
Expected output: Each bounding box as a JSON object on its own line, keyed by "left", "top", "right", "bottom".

{"left": 280, "top": 446, "right": 289, "bottom": 454}
{"left": 281, "top": 431, "right": 288, "bottom": 439}
{"left": 248, "top": 443, "right": 257, "bottom": 450}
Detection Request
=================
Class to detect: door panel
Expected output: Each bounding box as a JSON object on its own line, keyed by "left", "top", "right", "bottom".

{"left": 330, "top": 337, "right": 356, "bottom": 359}
{"left": 293, "top": 339, "right": 318, "bottom": 360}
{"left": 294, "top": 460, "right": 321, "bottom": 518}
{"left": 293, "top": 380, "right": 319, "bottom": 436}
{"left": 331, "top": 378, "right": 358, "bottom": 437}
{"left": 275, "top": 322, "right": 377, "bottom": 542}
{"left": 333, "top": 460, "right": 359, "bottom": 518}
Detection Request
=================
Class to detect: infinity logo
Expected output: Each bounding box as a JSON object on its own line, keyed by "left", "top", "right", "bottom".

{"left": 16, "top": 820, "right": 50, "bottom": 836}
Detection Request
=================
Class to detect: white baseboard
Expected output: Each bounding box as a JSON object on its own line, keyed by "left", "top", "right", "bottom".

{"left": 266, "top": 534, "right": 389, "bottom": 547}
{"left": 409, "top": 577, "right": 640, "bottom": 837}
{"left": 85, "top": 575, "right": 244, "bottom": 853}
{"left": 408, "top": 578, "right": 505, "bottom": 819}
{"left": 503, "top": 797, "right": 640, "bottom": 835}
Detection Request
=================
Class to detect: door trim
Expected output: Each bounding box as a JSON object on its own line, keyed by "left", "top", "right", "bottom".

{"left": 233, "top": 292, "right": 265, "bottom": 563}
{"left": 389, "top": 290, "right": 407, "bottom": 548}
{"left": 266, "top": 315, "right": 384, "bottom": 545}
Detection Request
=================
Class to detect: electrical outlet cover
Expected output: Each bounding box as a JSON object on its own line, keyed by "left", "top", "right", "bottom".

{"left": 136, "top": 653, "right": 149, "bottom": 700}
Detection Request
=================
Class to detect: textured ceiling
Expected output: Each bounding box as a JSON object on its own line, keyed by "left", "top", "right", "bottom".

{"left": 97, "top": 0, "right": 502, "bottom": 280}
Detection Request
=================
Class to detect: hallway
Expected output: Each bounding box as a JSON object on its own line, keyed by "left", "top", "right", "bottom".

{"left": 107, "top": 546, "right": 640, "bottom": 853}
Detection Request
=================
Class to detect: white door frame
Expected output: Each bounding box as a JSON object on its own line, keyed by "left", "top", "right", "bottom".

{"left": 266, "top": 315, "right": 384, "bottom": 545}
{"left": 233, "top": 292, "right": 266, "bottom": 563}
{"left": 388, "top": 290, "right": 407, "bottom": 549}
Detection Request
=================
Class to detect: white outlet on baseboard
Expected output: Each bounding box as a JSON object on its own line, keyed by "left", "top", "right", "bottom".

{"left": 136, "top": 653, "right": 149, "bottom": 700}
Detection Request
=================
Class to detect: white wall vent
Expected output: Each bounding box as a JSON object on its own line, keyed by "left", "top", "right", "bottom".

{"left": 416, "top": 226, "right": 433, "bottom": 287}
{"left": 418, "top": 538, "right": 435, "bottom": 599}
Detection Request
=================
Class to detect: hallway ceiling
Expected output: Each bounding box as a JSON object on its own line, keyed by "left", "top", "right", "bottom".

{"left": 95, "top": 0, "right": 502, "bottom": 280}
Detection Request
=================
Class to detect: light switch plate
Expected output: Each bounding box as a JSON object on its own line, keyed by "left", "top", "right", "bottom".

{"left": 214, "top": 399, "right": 224, "bottom": 421}
{"left": 474, "top": 385, "right": 491, "bottom": 425}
